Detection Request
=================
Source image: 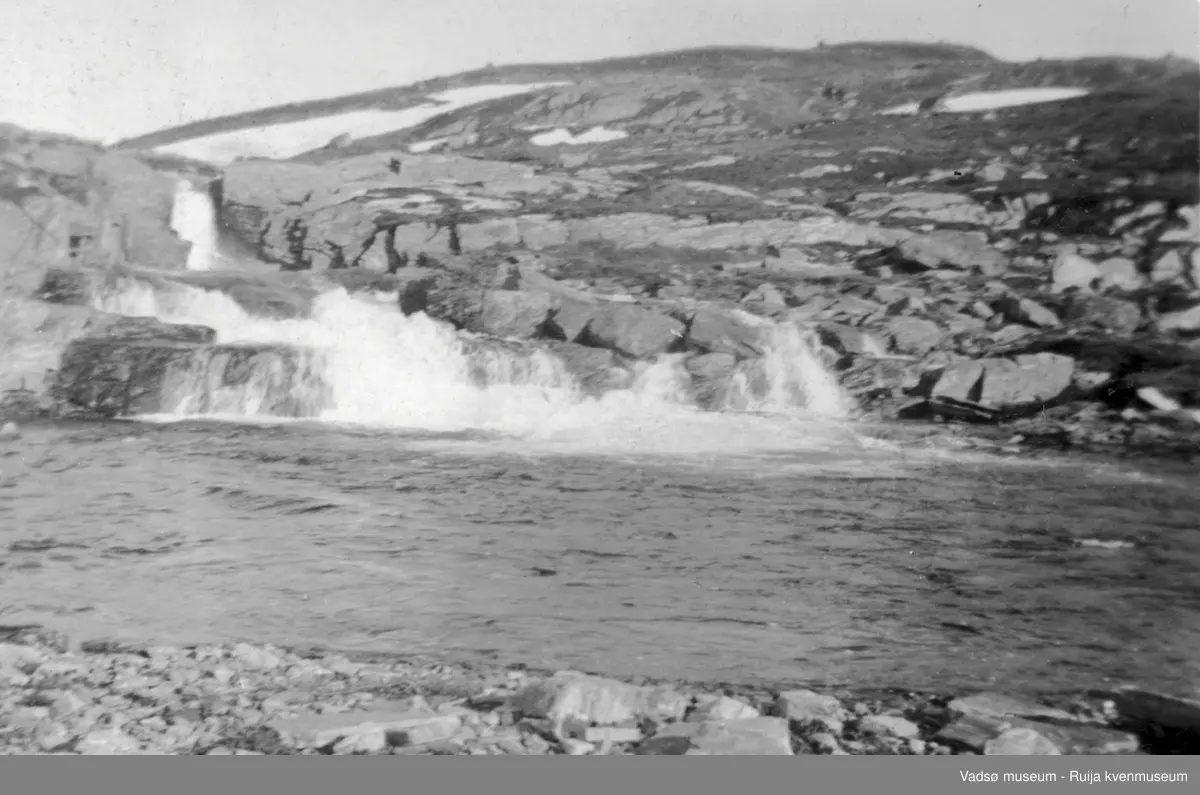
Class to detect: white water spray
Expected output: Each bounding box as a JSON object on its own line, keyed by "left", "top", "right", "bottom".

{"left": 170, "top": 179, "right": 219, "bottom": 271}
{"left": 722, "top": 323, "right": 856, "bottom": 418}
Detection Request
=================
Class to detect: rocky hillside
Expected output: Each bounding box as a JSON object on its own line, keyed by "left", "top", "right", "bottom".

{"left": 3, "top": 43, "right": 1200, "bottom": 456}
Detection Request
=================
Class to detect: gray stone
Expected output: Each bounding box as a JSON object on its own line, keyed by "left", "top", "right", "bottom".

{"left": 76, "top": 729, "right": 141, "bottom": 755}
{"left": 513, "top": 674, "right": 689, "bottom": 727}
{"left": 584, "top": 305, "right": 685, "bottom": 359}
{"left": 882, "top": 316, "right": 944, "bottom": 355}
{"left": 895, "top": 231, "right": 1008, "bottom": 276}
{"left": 859, "top": 715, "right": 921, "bottom": 739}
{"left": 659, "top": 717, "right": 794, "bottom": 755}
{"left": 689, "top": 696, "right": 760, "bottom": 722}
{"left": 476, "top": 290, "right": 555, "bottom": 339}
{"left": 984, "top": 727, "right": 1062, "bottom": 755}
{"left": 269, "top": 709, "right": 462, "bottom": 751}
{"left": 1110, "top": 687, "right": 1200, "bottom": 732}
{"left": 1155, "top": 302, "right": 1200, "bottom": 334}
{"left": 1051, "top": 252, "right": 1101, "bottom": 292}
{"left": 1097, "top": 257, "right": 1145, "bottom": 291}
{"left": 685, "top": 308, "right": 764, "bottom": 358}
{"left": 775, "top": 690, "right": 847, "bottom": 734}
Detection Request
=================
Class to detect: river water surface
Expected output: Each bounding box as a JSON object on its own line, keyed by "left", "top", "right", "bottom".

{"left": 2, "top": 182, "right": 1197, "bottom": 700}
{"left": 2, "top": 417, "right": 1197, "bottom": 698}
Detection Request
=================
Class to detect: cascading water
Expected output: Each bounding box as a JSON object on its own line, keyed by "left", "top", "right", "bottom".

{"left": 721, "top": 322, "right": 857, "bottom": 418}
{"left": 95, "top": 198, "right": 861, "bottom": 452}
{"left": 94, "top": 273, "right": 862, "bottom": 455}
{"left": 170, "top": 179, "right": 220, "bottom": 272}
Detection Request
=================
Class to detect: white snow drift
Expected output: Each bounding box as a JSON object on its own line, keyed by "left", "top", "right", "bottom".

{"left": 880, "top": 87, "right": 1090, "bottom": 116}
{"left": 154, "top": 83, "right": 568, "bottom": 164}
{"left": 530, "top": 126, "right": 629, "bottom": 146}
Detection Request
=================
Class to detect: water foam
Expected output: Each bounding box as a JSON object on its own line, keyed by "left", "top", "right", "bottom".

{"left": 170, "top": 180, "right": 220, "bottom": 271}
{"left": 94, "top": 259, "right": 861, "bottom": 454}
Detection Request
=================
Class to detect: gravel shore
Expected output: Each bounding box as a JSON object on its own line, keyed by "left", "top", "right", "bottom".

{"left": 1, "top": 626, "right": 1195, "bottom": 755}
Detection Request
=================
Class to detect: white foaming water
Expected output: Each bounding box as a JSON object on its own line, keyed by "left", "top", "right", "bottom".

{"left": 722, "top": 323, "right": 857, "bottom": 418}
{"left": 170, "top": 180, "right": 219, "bottom": 271}
{"left": 94, "top": 271, "right": 862, "bottom": 455}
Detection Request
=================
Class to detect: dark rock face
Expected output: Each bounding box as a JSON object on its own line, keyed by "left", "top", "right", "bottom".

{"left": 52, "top": 318, "right": 329, "bottom": 419}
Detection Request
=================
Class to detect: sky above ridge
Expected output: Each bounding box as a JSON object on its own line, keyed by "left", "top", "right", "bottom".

{"left": 2, "top": 0, "right": 1196, "bottom": 142}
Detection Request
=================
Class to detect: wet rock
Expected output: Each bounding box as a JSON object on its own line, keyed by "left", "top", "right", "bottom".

{"left": 546, "top": 343, "right": 632, "bottom": 394}
{"left": 927, "top": 353, "right": 1075, "bottom": 416}
{"left": 892, "top": 231, "right": 1008, "bottom": 276}
{"left": 817, "top": 323, "right": 886, "bottom": 359}
{"left": 1109, "top": 688, "right": 1200, "bottom": 732}
{"left": 54, "top": 338, "right": 329, "bottom": 419}
{"left": 685, "top": 308, "right": 765, "bottom": 358}
{"left": 512, "top": 674, "right": 688, "bottom": 727}
{"left": 582, "top": 305, "right": 685, "bottom": 359}
{"left": 269, "top": 709, "right": 462, "bottom": 752}
{"left": 948, "top": 693, "right": 1073, "bottom": 722}
{"left": 476, "top": 290, "right": 555, "bottom": 339}
{"left": 689, "top": 695, "right": 760, "bottom": 722}
{"left": 775, "top": 690, "right": 847, "bottom": 734}
{"left": 657, "top": 717, "right": 794, "bottom": 755}
{"left": 685, "top": 352, "right": 739, "bottom": 408}
{"left": 985, "top": 727, "right": 1062, "bottom": 755}
{"left": 1051, "top": 252, "right": 1102, "bottom": 293}
{"left": 859, "top": 715, "right": 921, "bottom": 739}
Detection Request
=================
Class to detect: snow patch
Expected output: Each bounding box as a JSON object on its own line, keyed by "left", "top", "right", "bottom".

{"left": 530, "top": 126, "right": 628, "bottom": 147}
{"left": 156, "top": 82, "right": 568, "bottom": 165}
{"left": 408, "top": 137, "right": 449, "bottom": 153}
{"left": 880, "top": 87, "right": 1090, "bottom": 116}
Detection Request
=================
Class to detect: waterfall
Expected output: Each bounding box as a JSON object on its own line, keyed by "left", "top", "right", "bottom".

{"left": 91, "top": 273, "right": 862, "bottom": 453}
{"left": 170, "top": 179, "right": 219, "bottom": 271}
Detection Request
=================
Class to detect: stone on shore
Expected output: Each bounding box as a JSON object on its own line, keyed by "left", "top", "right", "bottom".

{"left": 775, "top": 689, "right": 847, "bottom": 734}
{"left": 512, "top": 674, "right": 689, "bottom": 727}
{"left": 1051, "top": 252, "right": 1102, "bottom": 293}
{"left": 893, "top": 231, "right": 1008, "bottom": 276}
{"left": 269, "top": 708, "right": 463, "bottom": 753}
{"left": 657, "top": 717, "right": 794, "bottom": 755}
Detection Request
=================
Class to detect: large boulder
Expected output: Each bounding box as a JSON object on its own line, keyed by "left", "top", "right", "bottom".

{"left": 925, "top": 353, "right": 1076, "bottom": 419}
{"left": 581, "top": 304, "right": 685, "bottom": 359}
{"left": 891, "top": 231, "right": 1009, "bottom": 276}
{"left": 54, "top": 334, "right": 329, "bottom": 418}
{"left": 475, "top": 290, "right": 555, "bottom": 338}
{"left": 684, "top": 307, "right": 765, "bottom": 359}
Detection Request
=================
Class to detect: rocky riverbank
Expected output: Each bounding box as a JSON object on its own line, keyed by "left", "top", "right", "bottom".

{"left": 0, "top": 626, "right": 1196, "bottom": 755}
{"left": 4, "top": 46, "right": 1199, "bottom": 460}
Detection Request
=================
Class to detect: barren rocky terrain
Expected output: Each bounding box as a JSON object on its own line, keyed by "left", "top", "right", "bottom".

{"left": 2, "top": 42, "right": 1198, "bottom": 754}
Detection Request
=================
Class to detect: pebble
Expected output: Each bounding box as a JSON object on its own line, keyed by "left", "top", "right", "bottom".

{"left": 0, "top": 633, "right": 1182, "bottom": 756}
{"left": 775, "top": 689, "right": 847, "bottom": 734}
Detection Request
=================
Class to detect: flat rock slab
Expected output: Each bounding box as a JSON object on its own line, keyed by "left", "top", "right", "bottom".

{"left": 657, "top": 717, "right": 794, "bottom": 755}
{"left": 513, "top": 674, "right": 689, "bottom": 726}
{"left": 268, "top": 709, "right": 462, "bottom": 752}
{"left": 1110, "top": 687, "right": 1200, "bottom": 732}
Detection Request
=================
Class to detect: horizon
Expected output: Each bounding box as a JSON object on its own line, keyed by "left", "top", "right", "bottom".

{"left": 2, "top": 0, "right": 1197, "bottom": 143}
